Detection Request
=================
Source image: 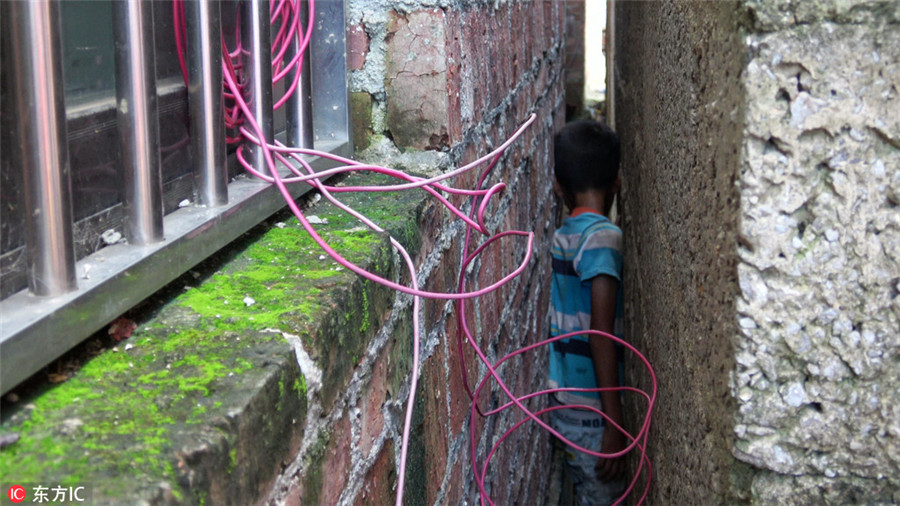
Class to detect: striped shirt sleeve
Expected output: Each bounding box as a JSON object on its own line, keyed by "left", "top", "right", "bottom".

{"left": 573, "top": 224, "right": 622, "bottom": 282}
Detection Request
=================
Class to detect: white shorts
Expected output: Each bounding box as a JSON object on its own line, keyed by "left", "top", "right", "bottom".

{"left": 550, "top": 397, "right": 626, "bottom": 506}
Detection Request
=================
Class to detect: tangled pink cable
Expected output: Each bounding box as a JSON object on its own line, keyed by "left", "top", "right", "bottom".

{"left": 174, "top": 0, "right": 313, "bottom": 143}
{"left": 175, "top": 1, "right": 657, "bottom": 504}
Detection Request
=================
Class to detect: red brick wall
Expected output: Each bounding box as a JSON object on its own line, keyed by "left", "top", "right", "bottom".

{"left": 268, "top": 1, "right": 567, "bottom": 504}
{"left": 564, "top": 0, "right": 586, "bottom": 117}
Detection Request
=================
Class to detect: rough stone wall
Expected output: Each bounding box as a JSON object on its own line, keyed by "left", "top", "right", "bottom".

{"left": 616, "top": 0, "right": 900, "bottom": 504}
{"left": 735, "top": 1, "right": 900, "bottom": 503}
{"left": 614, "top": 2, "right": 749, "bottom": 503}
{"left": 268, "top": 1, "right": 567, "bottom": 504}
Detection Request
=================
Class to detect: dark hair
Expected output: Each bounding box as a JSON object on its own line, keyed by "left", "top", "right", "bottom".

{"left": 553, "top": 120, "right": 620, "bottom": 198}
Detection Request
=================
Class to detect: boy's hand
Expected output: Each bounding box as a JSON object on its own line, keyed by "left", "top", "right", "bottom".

{"left": 596, "top": 422, "right": 627, "bottom": 483}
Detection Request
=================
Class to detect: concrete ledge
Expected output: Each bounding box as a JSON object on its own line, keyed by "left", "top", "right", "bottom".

{"left": 0, "top": 173, "right": 425, "bottom": 504}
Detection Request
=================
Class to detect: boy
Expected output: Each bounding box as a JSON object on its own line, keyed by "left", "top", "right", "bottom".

{"left": 548, "top": 120, "right": 626, "bottom": 505}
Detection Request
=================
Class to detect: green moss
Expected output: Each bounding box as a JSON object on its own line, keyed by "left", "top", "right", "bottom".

{"left": 173, "top": 214, "right": 390, "bottom": 337}
{"left": 301, "top": 429, "right": 332, "bottom": 505}
{"left": 0, "top": 172, "right": 424, "bottom": 500}
{"left": 360, "top": 288, "right": 370, "bottom": 333}
{"left": 293, "top": 376, "right": 307, "bottom": 399}
{"left": 228, "top": 447, "right": 238, "bottom": 474}
{"left": 0, "top": 314, "right": 275, "bottom": 494}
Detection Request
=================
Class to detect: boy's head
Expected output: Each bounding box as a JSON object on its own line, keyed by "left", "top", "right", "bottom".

{"left": 553, "top": 120, "right": 620, "bottom": 208}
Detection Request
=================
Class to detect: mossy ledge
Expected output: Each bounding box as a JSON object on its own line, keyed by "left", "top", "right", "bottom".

{"left": 0, "top": 173, "right": 427, "bottom": 504}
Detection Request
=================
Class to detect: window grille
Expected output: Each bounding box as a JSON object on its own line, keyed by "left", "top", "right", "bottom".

{"left": 0, "top": 0, "right": 349, "bottom": 394}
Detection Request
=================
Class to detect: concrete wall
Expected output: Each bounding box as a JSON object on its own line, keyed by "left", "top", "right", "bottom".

{"left": 735, "top": 1, "right": 899, "bottom": 503}
{"left": 616, "top": 0, "right": 899, "bottom": 504}
{"left": 614, "top": 2, "right": 748, "bottom": 503}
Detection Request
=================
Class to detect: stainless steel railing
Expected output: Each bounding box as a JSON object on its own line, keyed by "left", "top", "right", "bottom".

{"left": 5, "top": 0, "right": 78, "bottom": 298}
{"left": 0, "top": 0, "right": 349, "bottom": 394}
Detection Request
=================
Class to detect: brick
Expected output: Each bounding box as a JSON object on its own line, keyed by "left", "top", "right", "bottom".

{"left": 360, "top": 350, "right": 389, "bottom": 457}
{"left": 475, "top": 245, "right": 503, "bottom": 332}
{"left": 284, "top": 479, "right": 303, "bottom": 506}
{"left": 445, "top": 458, "right": 465, "bottom": 506}
{"left": 456, "top": 142, "right": 482, "bottom": 189}
{"left": 488, "top": 434, "right": 511, "bottom": 503}
{"left": 424, "top": 249, "right": 457, "bottom": 313}
{"left": 424, "top": 259, "right": 459, "bottom": 327}
{"left": 387, "top": 310, "right": 415, "bottom": 398}
{"left": 321, "top": 415, "right": 351, "bottom": 505}
{"left": 510, "top": 345, "right": 535, "bottom": 398}
{"left": 550, "top": 0, "right": 562, "bottom": 45}
{"left": 509, "top": 143, "right": 524, "bottom": 174}
{"left": 487, "top": 15, "right": 506, "bottom": 110}
{"left": 512, "top": 88, "right": 527, "bottom": 123}
{"left": 461, "top": 12, "right": 484, "bottom": 126}
{"left": 532, "top": 1, "right": 546, "bottom": 55}
{"left": 414, "top": 201, "right": 440, "bottom": 266}
{"left": 509, "top": 5, "right": 522, "bottom": 89}
{"left": 477, "top": 12, "right": 491, "bottom": 117}
{"left": 536, "top": 60, "right": 549, "bottom": 101}
{"left": 555, "top": 0, "right": 567, "bottom": 43}
{"left": 347, "top": 23, "right": 369, "bottom": 71}
{"left": 493, "top": 320, "right": 515, "bottom": 375}
{"left": 554, "top": 100, "right": 567, "bottom": 130}
{"left": 446, "top": 311, "right": 476, "bottom": 434}
{"left": 503, "top": 3, "right": 517, "bottom": 94}
{"left": 444, "top": 9, "right": 464, "bottom": 144}
{"left": 351, "top": 92, "right": 374, "bottom": 152}
{"left": 354, "top": 441, "right": 396, "bottom": 506}
{"left": 385, "top": 9, "right": 450, "bottom": 150}
{"left": 528, "top": 434, "right": 552, "bottom": 503}
{"left": 421, "top": 338, "right": 449, "bottom": 504}
{"left": 517, "top": 2, "right": 533, "bottom": 75}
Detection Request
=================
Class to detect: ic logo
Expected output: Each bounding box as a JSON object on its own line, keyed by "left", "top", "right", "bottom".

{"left": 7, "top": 485, "right": 26, "bottom": 503}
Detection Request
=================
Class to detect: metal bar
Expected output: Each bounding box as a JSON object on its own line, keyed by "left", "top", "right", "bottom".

{"left": 187, "top": 0, "right": 228, "bottom": 207}
{"left": 114, "top": 0, "right": 165, "bottom": 245}
{"left": 241, "top": 0, "right": 274, "bottom": 174}
{"left": 308, "top": 0, "right": 349, "bottom": 145}
{"left": 5, "top": 0, "right": 77, "bottom": 297}
{"left": 0, "top": 142, "right": 350, "bottom": 394}
{"left": 285, "top": 0, "right": 314, "bottom": 148}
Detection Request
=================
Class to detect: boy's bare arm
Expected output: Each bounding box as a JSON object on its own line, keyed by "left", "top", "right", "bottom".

{"left": 590, "top": 274, "right": 626, "bottom": 482}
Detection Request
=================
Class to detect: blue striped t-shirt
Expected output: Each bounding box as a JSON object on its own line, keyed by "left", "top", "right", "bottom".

{"left": 548, "top": 209, "right": 624, "bottom": 407}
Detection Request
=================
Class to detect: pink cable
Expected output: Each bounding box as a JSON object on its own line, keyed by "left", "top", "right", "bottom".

{"left": 449, "top": 122, "right": 658, "bottom": 503}
{"left": 262, "top": 121, "right": 424, "bottom": 506}
{"left": 469, "top": 330, "right": 657, "bottom": 458}
{"left": 272, "top": 0, "right": 314, "bottom": 83}
{"left": 272, "top": 0, "right": 315, "bottom": 110}
{"left": 227, "top": 116, "right": 534, "bottom": 300}
{"left": 449, "top": 137, "right": 657, "bottom": 503}
{"left": 235, "top": 134, "right": 503, "bottom": 234}
{"left": 466, "top": 329, "right": 657, "bottom": 505}
{"left": 174, "top": 0, "right": 657, "bottom": 502}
